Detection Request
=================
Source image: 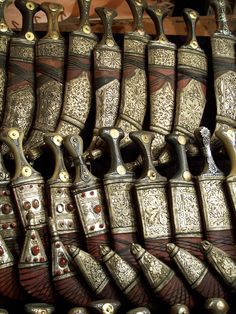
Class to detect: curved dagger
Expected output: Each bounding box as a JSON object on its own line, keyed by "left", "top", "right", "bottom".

{"left": 0, "top": 0, "right": 14, "bottom": 123}
{"left": 194, "top": 127, "right": 236, "bottom": 260}
{"left": 159, "top": 8, "right": 207, "bottom": 164}
{"left": 44, "top": 133, "right": 82, "bottom": 247}
{"left": 1, "top": 0, "right": 39, "bottom": 154}
{"left": 64, "top": 134, "right": 110, "bottom": 260}
{"left": 130, "top": 131, "right": 171, "bottom": 263}
{"left": 56, "top": 0, "right": 97, "bottom": 137}
{"left": 85, "top": 7, "right": 121, "bottom": 159}
{"left": 24, "top": 2, "right": 65, "bottom": 160}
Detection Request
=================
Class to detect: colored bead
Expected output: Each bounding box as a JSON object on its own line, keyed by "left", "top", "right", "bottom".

{"left": 11, "top": 222, "right": 17, "bottom": 228}
{"left": 23, "top": 201, "right": 31, "bottom": 210}
{"left": 99, "top": 224, "right": 104, "bottom": 229}
{"left": 31, "top": 245, "right": 40, "bottom": 256}
{"left": 40, "top": 257, "right": 45, "bottom": 263}
{"left": 66, "top": 203, "right": 74, "bottom": 212}
{"left": 93, "top": 205, "right": 102, "bottom": 214}
{"left": 82, "top": 192, "right": 86, "bottom": 198}
{"left": 2, "top": 223, "right": 8, "bottom": 229}
{"left": 90, "top": 191, "right": 94, "bottom": 196}
{"left": 63, "top": 268, "right": 69, "bottom": 274}
{"left": 33, "top": 257, "right": 38, "bottom": 262}
{"left": 90, "top": 226, "right": 95, "bottom": 231}
{"left": 59, "top": 257, "right": 67, "bottom": 268}
{"left": 32, "top": 199, "right": 39, "bottom": 209}
{"left": 55, "top": 270, "right": 62, "bottom": 276}
{"left": 31, "top": 234, "right": 36, "bottom": 240}
{"left": 2, "top": 203, "right": 12, "bottom": 214}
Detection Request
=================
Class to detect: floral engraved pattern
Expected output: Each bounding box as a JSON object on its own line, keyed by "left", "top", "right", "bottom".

{"left": 228, "top": 182, "right": 236, "bottom": 211}
{"left": 10, "top": 45, "right": 33, "bottom": 60}
{"left": 124, "top": 39, "right": 146, "bottom": 54}
{"left": 178, "top": 50, "right": 207, "bottom": 71}
{"left": 94, "top": 50, "right": 121, "bottom": 69}
{"left": 172, "top": 186, "right": 202, "bottom": 234}
{"left": 36, "top": 42, "right": 64, "bottom": 58}
{"left": 176, "top": 79, "right": 206, "bottom": 134}
{"left": 150, "top": 81, "right": 174, "bottom": 132}
{"left": 105, "top": 182, "right": 136, "bottom": 233}
{"left": 199, "top": 180, "right": 232, "bottom": 230}
{"left": 122, "top": 69, "right": 147, "bottom": 124}
{"left": 0, "top": 36, "right": 9, "bottom": 53}
{"left": 108, "top": 254, "right": 136, "bottom": 290}
{"left": 212, "top": 37, "right": 235, "bottom": 59}
{"left": 176, "top": 249, "right": 206, "bottom": 285}
{"left": 70, "top": 36, "right": 97, "bottom": 55}
{"left": 215, "top": 71, "right": 236, "bottom": 121}
{"left": 96, "top": 79, "right": 120, "bottom": 128}
{"left": 0, "top": 69, "right": 6, "bottom": 120}
{"left": 137, "top": 187, "right": 171, "bottom": 238}
{"left": 148, "top": 48, "right": 175, "bottom": 67}
{"left": 56, "top": 121, "right": 80, "bottom": 137}
{"left": 62, "top": 73, "right": 91, "bottom": 124}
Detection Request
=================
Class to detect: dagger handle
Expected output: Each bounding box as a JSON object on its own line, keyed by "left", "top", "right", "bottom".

{"left": 95, "top": 7, "right": 117, "bottom": 47}
{"left": 146, "top": 6, "right": 168, "bottom": 42}
{"left": 210, "top": 0, "right": 231, "bottom": 35}
{"left": 166, "top": 133, "right": 192, "bottom": 181}
{"left": 15, "top": 0, "right": 39, "bottom": 41}
{"left": 77, "top": 0, "right": 92, "bottom": 32}
{"left": 183, "top": 8, "right": 199, "bottom": 49}
{"left": 130, "top": 131, "right": 162, "bottom": 181}
{"left": 40, "top": 2, "right": 64, "bottom": 40}
{"left": 126, "top": 0, "right": 146, "bottom": 33}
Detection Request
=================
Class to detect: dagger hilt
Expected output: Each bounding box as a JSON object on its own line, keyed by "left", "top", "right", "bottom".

{"left": 15, "top": 0, "right": 39, "bottom": 42}
{"left": 166, "top": 133, "right": 192, "bottom": 182}
{"left": 95, "top": 7, "right": 118, "bottom": 48}
{"left": 0, "top": 128, "right": 38, "bottom": 181}
{"left": 216, "top": 129, "right": 236, "bottom": 178}
{"left": 0, "top": 0, "right": 13, "bottom": 35}
{"left": 183, "top": 8, "right": 200, "bottom": 50}
{"left": 44, "top": 133, "right": 70, "bottom": 184}
{"left": 195, "top": 127, "right": 221, "bottom": 175}
{"left": 64, "top": 134, "right": 96, "bottom": 185}
{"left": 126, "top": 0, "right": 147, "bottom": 34}
{"left": 40, "top": 2, "right": 64, "bottom": 40}
{"left": 210, "top": 0, "right": 231, "bottom": 36}
{"left": 77, "top": 0, "right": 92, "bottom": 34}
{"left": 146, "top": 6, "right": 169, "bottom": 43}
{"left": 99, "top": 128, "right": 128, "bottom": 176}
{"left": 130, "top": 131, "right": 165, "bottom": 182}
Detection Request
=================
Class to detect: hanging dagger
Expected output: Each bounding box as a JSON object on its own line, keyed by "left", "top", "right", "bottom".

{"left": 159, "top": 8, "right": 208, "bottom": 164}
{"left": 215, "top": 129, "right": 236, "bottom": 220}
{"left": 0, "top": 0, "right": 14, "bottom": 123}
{"left": 99, "top": 127, "right": 138, "bottom": 268}
{"left": 130, "top": 243, "right": 195, "bottom": 309}
{"left": 210, "top": 0, "right": 236, "bottom": 136}
{"left": 44, "top": 133, "right": 82, "bottom": 247}
{"left": 24, "top": 2, "right": 65, "bottom": 160}
{"left": 85, "top": 7, "right": 121, "bottom": 159}
{"left": 1, "top": 0, "right": 39, "bottom": 153}
{"left": 56, "top": 0, "right": 97, "bottom": 137}
{"left": 130, "top": 131, "right": 171, "bottom": 263}
{"left": 64, "top": 134, "right": 110, "bottom": 260}
{"left": 194, "top": 127, "right": 236, "bottom": 260}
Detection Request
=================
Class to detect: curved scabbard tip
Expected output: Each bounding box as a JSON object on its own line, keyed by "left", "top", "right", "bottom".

{"left": 166, "top": 243, "right": 177, "bottom": 255}
{"left": 130, "top": 243, "right": 144, "bottom": 258}
{"left": 170, "top": 304, "right": 190, "bottom": 314}
{"left": 205, "top": 298, "right": 229, "bottom": 313}
{"left": 201, "top": 240, "right": 212, "bottom": 253}
{"left": 24, "top": 303, "right": 55, "bottom": 314}
{"left": 67, "top": 308, "right": 89, "bottom": 314}
{"left": 100, "top": 245, "right": 111, "bottom": 256}
{"left": 67, "top": 245, "right": 79, "bottom": 256}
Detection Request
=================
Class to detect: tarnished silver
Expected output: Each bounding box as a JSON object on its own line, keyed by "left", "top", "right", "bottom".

{"left": 24, "top": 303, "right": 55, "bottom": 314}
{"left": 205, "top": 298, "right": 229, "bottom": 313}
{"left": 170, "top": 305, "right": 190, "bottom": 314}
{"left": 89, "top": 299, "right": 121, "bottom": 314}
{"left": 126, "top": 308, "right": 151, "bottom": 314}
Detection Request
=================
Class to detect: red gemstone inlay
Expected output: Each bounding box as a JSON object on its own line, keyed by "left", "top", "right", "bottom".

{"left": 93, "top": 205, "right": 102, "bottom": 214}
{"left": 32, "top": 199, "right": 39, "bottom": 209}
{"left": 31, "top": 245, "right": 40, "bottom": 256}
{"left": 33, "top": 257, "right": 38, "bottom": 262}
{"left": 56, "top": 243, "right": 61, "bottom": 248}
{"left": 99, "top": 224, "right": 104, "bottom": 229}
{"left": 90, "top": 191, "right": 94, "bottom": 196}
{"left": 2, "top": 203, "right": 12, "bottom": 214}
{"left": 82, "top": 192, "right": 86, "bottom": 198}
{"left": 2, "top": 223, "right": 8, "bottom": 229}
{"left": 40, "top": 257, "right": 45, "bottom": 263}
{"left": 23, "top": 201, "right": 31, "bottom": 210}
{"left": 59, "top": 257, "right": 67, "bottom": 268}
{"left": 66, "top": 203, "right": 74, "bottom": 212}
{"left": 90, "top": 225, "right": 95, "bottom": 231}
{"left": 55, "top": 270, "right": 62, "bottom": 276}
{"left": 31, "top": 234, "right": 36, "bottom": 240}
{"left": 63, "top": 268, "right": 69, "bottom": 274}
{"left": 0, "top": 246, "right": 4, "bottom": 257}
{"left": 11, "top": 222, "right": 17, "bottom": 228}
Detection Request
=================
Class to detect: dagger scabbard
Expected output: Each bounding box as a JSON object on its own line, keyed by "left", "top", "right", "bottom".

{"left": 195, "top": 127, "right": 236, "bottom": 260}
{"left": 86, "top": 8, "right": 121, "bottom": 157}
{"left": 68, "top": 245, "right": 120, "bottom": 300}
{"left": 24, "top": 2, "right": 65, "bottom": 160}
{"left": 100, "top": 245, "right": 154, "bottom": 308}
{"left": 44, "top": 133, "right": 81, "bottom": 247}
{"left": 56, "top": 0, "right": 97, "bottom": 136}
{"left": 130, "top": 131, "right": 171, "bottom": 263}
{"left": 210, "top": 0, "right": 236, "bottom": 134}
{"left": 64, "top": 134, "right": 110, "bottom": 260}
{"left": 167, "top": 243, "right": 226, "bottom": 299}
{"left": 18, "top": 228, "right": 57, "bottom": 303}
{"left": 201, "top": 240, "right": 236, "bottom": 291}
{"left": 0, "top": 0, "right": 13, "bottom": 123}
{"left": 114, "top": 0, "right": 149, "bottom": 148}
{"left": 146, "top": 7, "right": 176, "bottom": 159}
{"left": 130, "top": 243, "right": 195, "bottom": 308}
{"left": 1, "top": 0, "right": 39, "bottom": 154}
{"left": 167, "top": 133, "right": 204, "bottom": 260}
{"left": 0, "top": 128, "right": 49, "bottom": 249}
{"left": 49, "top": 218, "right": 92, "bottom": 306}
{"left": 100, "top": 128, "right": 138, "bottom": 268}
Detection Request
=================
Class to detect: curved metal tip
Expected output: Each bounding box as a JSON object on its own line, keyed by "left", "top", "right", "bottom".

{"left": 100, "top": 245, "right": 111, "bottom": 256}
{"left": 166, "top": 243, "right": 176, "bottom": 253}
{"left": 170, "top": 304, "right": 190, "bottom": 314}
{"left": 201, "top": 240, "right": 212, "bottom": 252}
{"left": 67, "top": 245, "right": 78, "bottom": 255}
{"left": 205, "top": 298, "right": 229, "bottom": 313}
